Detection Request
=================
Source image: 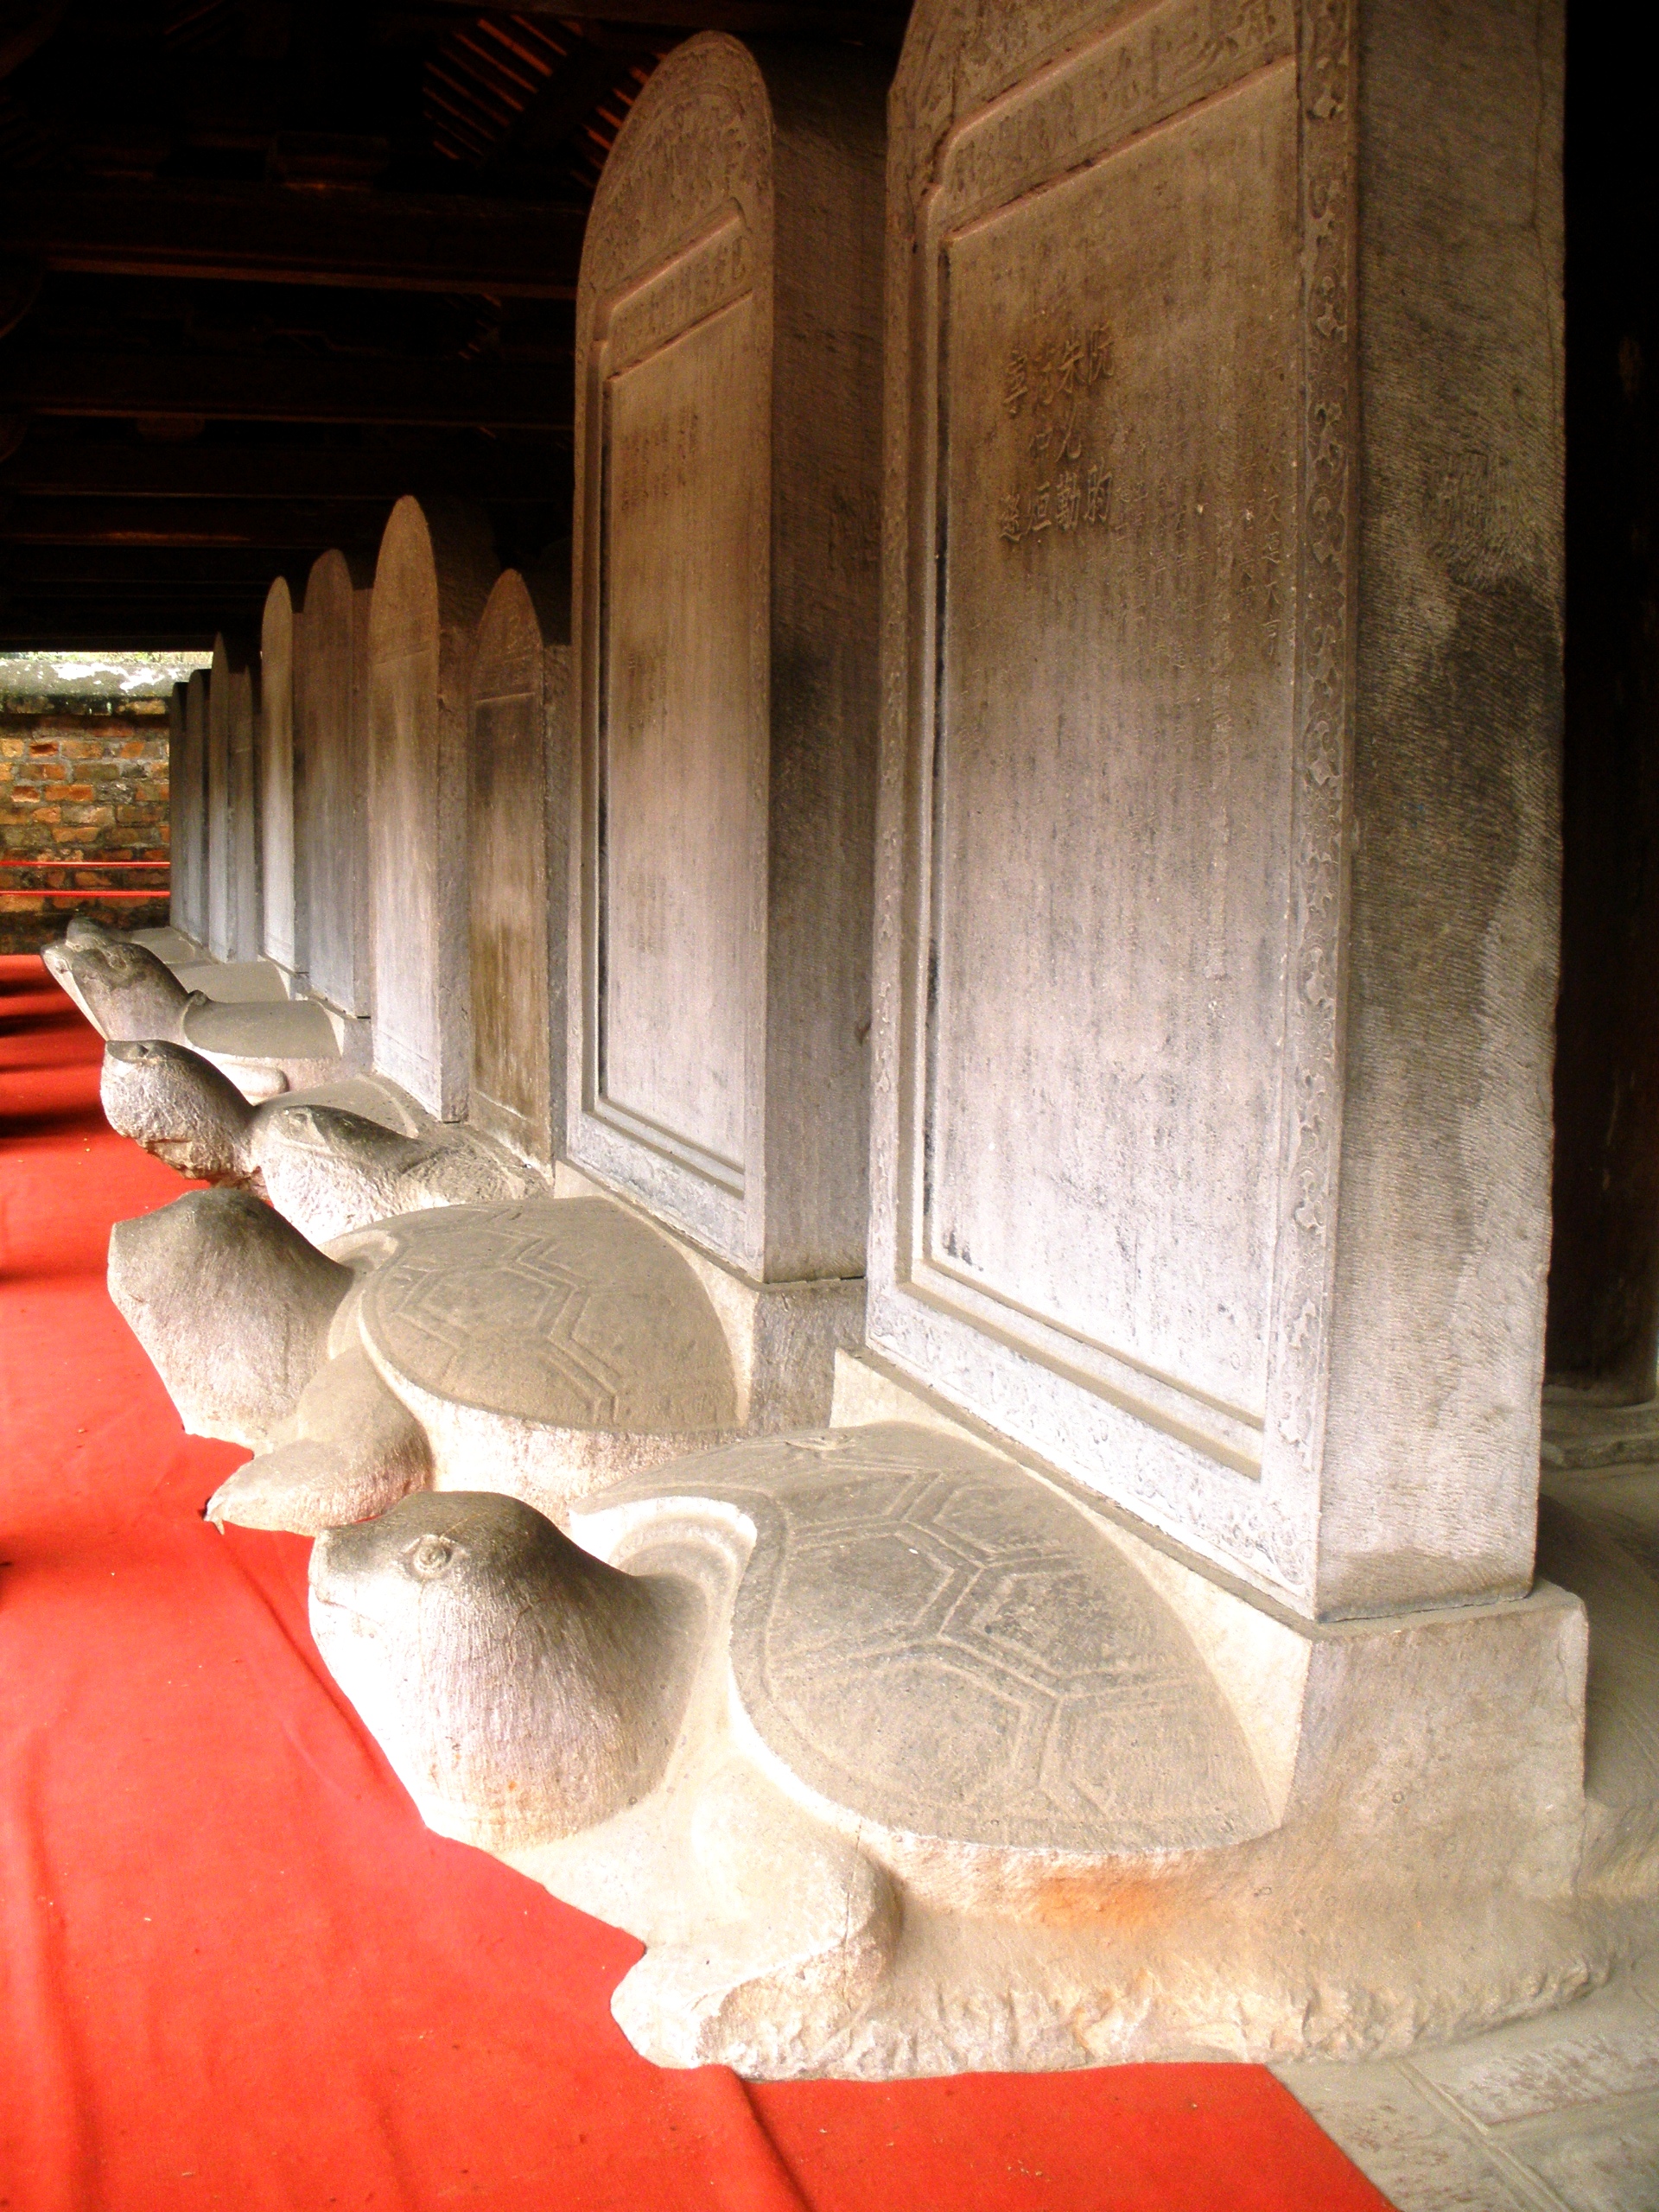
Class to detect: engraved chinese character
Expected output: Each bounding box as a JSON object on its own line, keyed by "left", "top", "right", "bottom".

{"left": 1028, "top": 418, "right": 1053, "bottom": 461}
{"left": 1055, "top": 397, "right": 1083, "bottom": 463}
{"left": 1032, "top": 343, "right": 1057, "bottom": 409}
{"left": 1086, "top": 324, "right": 1112, "bottom": 385}
{"left": 1057, "top": 329, "right": 1085, "bottom": 397}
{"left": 1003, "top": 351, "right": 1029, "bottom": 416}
{"left": 1055, "top": 469, "right": 1083, "bottom": 531}
{"left": 998, "top": 490, "right": 1025, "bottom": 543}
{"left": 1084, "top": 463, "right": 1112, "bottom": 524}
{"left": 1029, "top": 481, "right": 1052, "bottom": 534}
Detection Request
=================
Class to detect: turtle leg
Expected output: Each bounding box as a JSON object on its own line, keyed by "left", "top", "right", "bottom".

{"left": 610, "top": 1759, "right": 899, "bottom": 2073}
{"left": 207, "top": 1347, "right": 433, "bottom": 1535}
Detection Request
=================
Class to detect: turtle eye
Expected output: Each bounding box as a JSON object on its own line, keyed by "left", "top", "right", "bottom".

{"left": 408, "top": 1535, "right": 454, "bottom": 1581}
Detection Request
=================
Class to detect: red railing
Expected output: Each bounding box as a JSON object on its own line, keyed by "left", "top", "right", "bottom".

{"left": 0, "top": 859, "right": 170, "bottom": 901}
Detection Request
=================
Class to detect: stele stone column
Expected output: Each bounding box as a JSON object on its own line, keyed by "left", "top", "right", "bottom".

{"left": 206, "top": 632, "right": 261, "bottom": 964}
{"left": 203, "top": 649, "right": 229, "bottom": 961}
{"left": 258, "top": 575, "right": 300, "bottom": 978}
{"left": 868, "top": 0, "right": 1564, "bottom": 1622}
{"left": 296, "top": 548, "right": 373, "bottom": 1020}
{"left": 569, "top": 32, "right": 885, "bottom": 1285}
{"left": 468, "top": 563, "right": 571, "bottom": 1172}
{"left": 366, "top": 497, "right": 496, "bottom": 1119}
{"left": 168, "top": 674, "right": 207, "bottom": 947}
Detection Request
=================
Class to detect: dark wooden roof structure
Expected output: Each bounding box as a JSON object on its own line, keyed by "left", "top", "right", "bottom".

{"left": 0, "top": 0, "right": 906, "bottom": 646}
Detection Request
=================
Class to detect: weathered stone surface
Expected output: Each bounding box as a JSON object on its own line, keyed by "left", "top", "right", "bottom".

{"left": 289, "top": 1416, "right": 1609, "bottom": 2079}
{"left": 867, "top": 0, "right": 1566, "bottom": 1620}
{"left": 108, "top": 1186, "right": 351, "bottom": 1449}
{"left": 172, "top": 670, "right": 208, "bottom": 948}
{"left": 44, "top": 934, "right": 191, "bottom": 1039}
{"left": 259, "top": 575, "right": 300, "bottom": 975}
{"left": 112, "top": 1193, "right": 745, "bottom": 1535}
{"left": 206, "top": 634, "right": 258, "bottom": 963}
{"left": 367, "top": 496, "right": 497, "bottom": 1119}
{"left": 170, "top": 958, "right": 290, "bottom": 1003}
{"left": 296, "top": 550, "right": 373, "bottom": 1020}
{"left": 468, "top": 564, "right": 569, "bottom": 1171}
{"left": 255, "top": 1103, "right": 527, "bottom": 1245}
{"left": 568, "top": 32, "right": 884, "bottom": 1280}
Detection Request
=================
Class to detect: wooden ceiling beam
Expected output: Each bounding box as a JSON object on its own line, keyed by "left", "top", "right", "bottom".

{"left": 3, "top": 547, "right": 328, "bottom": 585}
{"left": 0, "top": 351, "right": 568, "bottom": 429}
{"left": 0, "top": 181, "right": 585, "bottom": 297}
{"left": 0, "top": 496, "right": 401, "bottom": 548}
{"left": 0, "top": 438, "right": 568, "bottom": 502}
{"left": 449, "top": 2, "right": 906, "bottom": 37}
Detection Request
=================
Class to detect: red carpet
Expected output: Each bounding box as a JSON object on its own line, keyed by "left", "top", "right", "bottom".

{"left": 0, "top": 954, "right": 1392, "bottom": 2212}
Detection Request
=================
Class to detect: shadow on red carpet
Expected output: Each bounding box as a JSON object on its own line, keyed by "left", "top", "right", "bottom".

{"left": 0, "top": 955, "right": 1392, "bottom": 2212}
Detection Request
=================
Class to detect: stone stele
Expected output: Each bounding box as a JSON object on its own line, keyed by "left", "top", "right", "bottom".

{"left": 467, "top": 563, "right": 570, "bottom": 1172}
{"left": 296, "top": 549, "right": 375, "bottom": 1023}
{"left": 259, "top": 575, "right": 301, "bottom": 980}
{"left": 206, "top": 632, "right": 262, "bottom": 966}
{"left": 366, "top": 496, "right": 497, "bottom": 1120}
{"left": 280, "top": 0, "right": 1644, "bottom": 2088}
{"left": 866, "top": 0, "right": 1567, "bottom": 1625}
{"left": 168, "top": 674, "right": 207, "bottom": 949}
{"left": 566, "top": 32, "right": 884, "bottom": 1289}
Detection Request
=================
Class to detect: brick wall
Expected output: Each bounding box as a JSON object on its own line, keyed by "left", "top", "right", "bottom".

{"left": 0, "top": 704, "right": 170, "bottom": 952}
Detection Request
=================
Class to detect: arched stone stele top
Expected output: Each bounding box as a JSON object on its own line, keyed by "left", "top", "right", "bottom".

{"left": 206, "top": 632, "right": 259, "bottom": 964}
{"left": 468, "top": 564, "right": 571, "bottom": 1171}
{"left": 366, "top": 497, "right": 497, "bottom": 1119}
{"left": 569, "top": 33, "right": 885, "bottom": 1281}
{"left": 169, "top": 675, "right": 207, "bottom": 946}
{"left": 258, "top": 575, "right": 299, "bottom": 973}
{"left": 296, "top": 549, "right": 374, "bottom": 1020}
{"left": 868, "top": 0, "right": 1565, "bottom": 1619}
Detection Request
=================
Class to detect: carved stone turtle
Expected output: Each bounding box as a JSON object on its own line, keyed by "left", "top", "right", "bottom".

{"left": 45, "top": 931, "right": 342, "bottom": 1097}
{"left": 307, "top": 1424, "right": 1274, "bottom": 2076}
{"left": 108, "top": 1188, "right": 743, "bottom": 1531}
{"left": 100, "top": 1038, "right": 525, "bottom": 1243}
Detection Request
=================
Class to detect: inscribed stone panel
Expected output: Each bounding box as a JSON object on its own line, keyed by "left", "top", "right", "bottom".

{"left": 926, "top": 69, "right": 1298, "bottom": 1429}
{"left": 569, "top": 34, "right": 884, "bottom": 1281}
{"left": 367, "top": 497, "right": 495, "bottom": 1120}
{"left": 171, "top": 675, "right": 207, "bottom": 945}
{"left": 599, "top": 296, "right": 759, "bottom": 1180}
{"left": 296, "top": 550, "right": 372, "bottom": 1018}
{"left": 871, "top": 0, "right": 1566, "bottom": 1620}
{"left": 205, "top": 652, "right": 230, "bottom": 962}
{"left": 469, "top": 567, "right": 567, "bottom": 1169}
{"left": 260, "top": 577, "right": 299, "bottom": 972}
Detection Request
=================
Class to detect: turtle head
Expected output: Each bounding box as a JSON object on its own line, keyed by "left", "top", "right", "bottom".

{"left": 310, "top": 1491, "right": 690, "bottom": 1852}
{"left": 101, "top": 1039, "right": 256, "bottom": 1176}
{"left": 45, "top": 937, "right": 188, "bottom": 1042}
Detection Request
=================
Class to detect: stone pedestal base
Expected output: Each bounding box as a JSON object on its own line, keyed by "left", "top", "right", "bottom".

{"left": 1543, "top": 1387, "right": 1659, "bottom": 1471}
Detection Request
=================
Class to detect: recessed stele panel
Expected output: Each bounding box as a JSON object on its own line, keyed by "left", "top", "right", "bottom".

{"left": 207, "top": 632, "right": 259, "bottom": 964}
{"left": 296, "top": 549, "right": 372, "bottom": 1020}
{"left": 599, "top": 290, "right": 760, "bottom": 1187}
{"left": 259, "top": 575, "right": 299, "bottom": 974}
{"left": 170, "top": 673, "right": 207, "bottom": 946}
{"left": 872, "top": 0, "right": 1565, "bottom": 1619}
{"left": 367, "top": 497, "right": 497, "bottom": 1121}
{"left": 570, "top": 34, "right": 885, "bottom": 1281}
{"left": 468, "top": 566, "right": 570, "bottom": 1170}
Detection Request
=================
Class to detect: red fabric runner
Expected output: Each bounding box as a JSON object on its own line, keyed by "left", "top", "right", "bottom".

{"left": 0, "top": 955, "right": 1391, "bottom": 2212}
